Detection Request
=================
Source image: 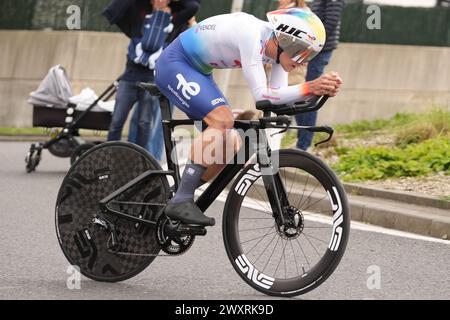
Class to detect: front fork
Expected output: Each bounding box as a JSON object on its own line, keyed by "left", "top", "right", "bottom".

{"left": 256, "top": 132, "right": 289, "bottom": 227}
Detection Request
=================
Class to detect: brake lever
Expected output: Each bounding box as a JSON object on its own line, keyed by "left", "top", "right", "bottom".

{"left": 311, "top": 126, "right": 334, "bottom": 147}
{"left": 259, "top": 116, "right": 292, "bottom": 137}
{"left": 270, "top": 128, "right": 287, "bottom": 137}
{"left": 270, "top": 121, "right": 291, "bottom": 137}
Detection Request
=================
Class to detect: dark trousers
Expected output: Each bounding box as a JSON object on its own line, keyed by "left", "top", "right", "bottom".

{"left": 107, "top": 80, "right": 155, "bottom": 148}
{"left": 295, "top": 50, "right": 333, "bottom": 150}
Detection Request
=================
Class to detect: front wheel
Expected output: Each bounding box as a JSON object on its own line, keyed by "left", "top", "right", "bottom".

{"left": 223, "top": 149, "right": 350, "bottom": 297}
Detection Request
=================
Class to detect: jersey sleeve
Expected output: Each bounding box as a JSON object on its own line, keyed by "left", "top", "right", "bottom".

{"left": 238, "top": 25, "right": 311, "bottom": 105}
{"left": 269, "top": 63, "right": 288, "bottom": 88}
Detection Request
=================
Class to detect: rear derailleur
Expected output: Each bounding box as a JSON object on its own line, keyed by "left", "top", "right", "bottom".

{"left": 92, "top": 215, "right": 120, "bottom": 253}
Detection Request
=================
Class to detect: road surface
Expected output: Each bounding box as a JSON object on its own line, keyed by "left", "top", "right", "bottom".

{"left": 0, "top": 141, "right": 449, "bottom": 300}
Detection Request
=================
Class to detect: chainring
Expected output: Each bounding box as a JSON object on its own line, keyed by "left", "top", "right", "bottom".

{"left": 156, "top": 214, "right": 195, "bottom": 256}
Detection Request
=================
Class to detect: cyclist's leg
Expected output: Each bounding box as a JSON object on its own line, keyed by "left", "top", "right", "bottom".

{"left": 195, "top": 106, "right": 241, "bottom": 181}
{"left": 157, "top": 72, "right": 240, "bottom": 183}
{"left": 155, "top": 45, "right": 240, "bottom": 225}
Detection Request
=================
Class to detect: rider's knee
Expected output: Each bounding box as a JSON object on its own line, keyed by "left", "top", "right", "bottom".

{"left": 215, "top": 120, "right": 235, "bottom": 141}
{"left": 211, "top": 117, "right": 234, "bottom": 131}
{"left": 206, "top": 105, "right": 234, "bottom": 130}
{"left": 222, "top": 118, "right": 235, "bottom": 131}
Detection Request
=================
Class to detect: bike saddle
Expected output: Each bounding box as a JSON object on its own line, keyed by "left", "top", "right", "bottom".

{"left": 137, "top": 82, "right": 161, "bottom": 97}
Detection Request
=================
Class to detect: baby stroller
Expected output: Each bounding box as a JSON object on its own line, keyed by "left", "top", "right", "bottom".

{"left": 25, "top": 65, "right": 117, "bottom": 173}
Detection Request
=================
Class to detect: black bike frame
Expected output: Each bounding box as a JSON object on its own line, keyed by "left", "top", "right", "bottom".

{"left": 99, "top": 94, "right": 288, "bottom": 225}
{"left": 160, "top": 94, "right": 263, "bottom": 213}
{"left": 98, "top": 87, "right": 335, "bottom": 228}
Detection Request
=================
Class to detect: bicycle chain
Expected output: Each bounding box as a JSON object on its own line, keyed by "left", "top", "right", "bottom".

{"left": 103, "top": 212, "right": 195, "bottom": 257}
{"left": 110, "top": 201, "right": 166, "bottom": 207}
{"left": 106, "top": 236, "right": 187, "bottom": 257}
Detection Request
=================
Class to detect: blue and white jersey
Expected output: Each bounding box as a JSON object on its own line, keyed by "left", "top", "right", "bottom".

{"left": 177, "top": 12, "right": 310, "bottom": 105}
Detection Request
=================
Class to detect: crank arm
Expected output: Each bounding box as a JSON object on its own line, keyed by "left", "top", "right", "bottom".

{"left": 176, "top": 225, "right": 207, "bottom": 237}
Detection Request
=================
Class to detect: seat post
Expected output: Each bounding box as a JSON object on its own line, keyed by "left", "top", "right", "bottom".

{"left": 159, "top": 96, "right": 172, "bottom": 121}
{"left": 158, "top": 95, "right": 181, "bottom": 188}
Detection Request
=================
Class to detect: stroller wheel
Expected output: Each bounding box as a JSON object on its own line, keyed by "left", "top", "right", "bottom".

{"left": 48, "top": 137, "right": 77, "bottom": 158}
{"left": 70, "top": 143, "right": 95, "bottom": 166}
{"left": 25, "top": 144, "right": 42, "bottom": 173}
{"left": 25, "top": 154, "right": 32, "bottom": 173}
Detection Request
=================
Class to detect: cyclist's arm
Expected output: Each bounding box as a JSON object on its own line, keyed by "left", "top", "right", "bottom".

{"left": 269, "top": 63, "right": 288, "bottom": 88}
{"left": 239, "top": 31, "right": 310, "bottom": 105}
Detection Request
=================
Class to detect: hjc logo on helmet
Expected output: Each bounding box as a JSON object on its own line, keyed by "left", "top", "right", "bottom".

{"left": 276, "top": 24, "right": 307, "bottom": 39}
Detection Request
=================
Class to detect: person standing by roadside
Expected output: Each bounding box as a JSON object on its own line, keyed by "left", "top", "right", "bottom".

{"left": 103, "top": 0, "right": 172, "bottom": 150}
{"left": 128, "top": 0, "right": 201, "bottom": 161}
{"left": 296, "top": 0, "right": 345, "bottom": 151}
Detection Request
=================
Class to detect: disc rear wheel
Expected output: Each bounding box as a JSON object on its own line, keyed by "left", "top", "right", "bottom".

{"left": 55, "top": 142, "right": 170, "bottom": 282}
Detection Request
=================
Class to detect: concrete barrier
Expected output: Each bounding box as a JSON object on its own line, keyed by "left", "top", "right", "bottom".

{"left": 0, "top": 30, "right": 129, "bottom": 128}
{"left": 0, "top": 30, "right": 449, "bottom": 128}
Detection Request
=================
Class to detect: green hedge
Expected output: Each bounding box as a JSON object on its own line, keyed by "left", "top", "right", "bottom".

{"left": 0, "top": 0, "right": 36, "bottom": 30}
{"left": 0, "top": 0, "right": 232, "bottom": 32}
{"left": 340, "top": 3, "right": 450, "bottom": 46}
{"left": 241, "top": 1, "right": 450, "bottom": 47}
{"left": 0, "top": 0, "right": 117, "bottom": 32}
{"left": 1, "top": 0, "right": 449, "bottom": 47}
{"left": 197, "top": 0, "right": 233, "bottom": 21}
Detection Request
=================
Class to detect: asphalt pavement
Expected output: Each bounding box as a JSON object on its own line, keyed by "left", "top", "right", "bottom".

{"left": 0, "top": 141, "right": 449, "bottom": 300}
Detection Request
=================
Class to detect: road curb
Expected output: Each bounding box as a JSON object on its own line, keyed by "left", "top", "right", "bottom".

{"left": 344, "top": 182, "right": 450, "bottom": 211}
{"left": 0, "top": 135, "right": 106, "bottom": 142}
{"left": 345, "top": 194, "right": 450, "bottom": 240}
{"left": 0, "top": 135, "right": 47, "bottom": 142}
{"left": 282, "top": 168, "right": 449, "bottom": 211}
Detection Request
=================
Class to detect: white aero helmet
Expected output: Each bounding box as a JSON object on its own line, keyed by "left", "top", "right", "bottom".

{"left": 267, "top": 8, "right": 326, "bottom": 63}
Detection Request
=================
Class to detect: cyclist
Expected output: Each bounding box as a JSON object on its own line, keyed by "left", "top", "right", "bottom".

{"left": 155, "top": 8, "right": 343, "bottom": 226}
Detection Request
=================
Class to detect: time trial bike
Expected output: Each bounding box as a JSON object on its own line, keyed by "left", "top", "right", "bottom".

{"left": 55, "top": 83, "right": 350, "bottom": 297}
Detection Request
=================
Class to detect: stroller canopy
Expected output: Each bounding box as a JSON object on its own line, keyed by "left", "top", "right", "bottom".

{"left": 28, "top": 65, "right": 73, "bottom": 108}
